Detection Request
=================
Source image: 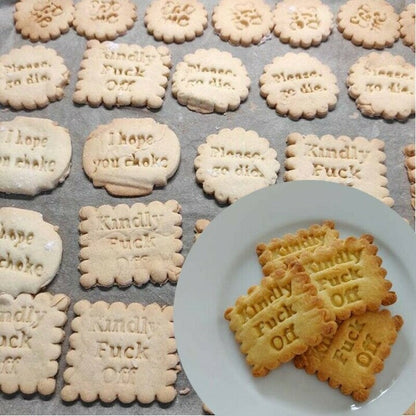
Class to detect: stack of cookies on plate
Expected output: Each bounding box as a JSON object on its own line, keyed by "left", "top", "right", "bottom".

{"left": 224, "top": 221, "right": 402, "bottom": 402}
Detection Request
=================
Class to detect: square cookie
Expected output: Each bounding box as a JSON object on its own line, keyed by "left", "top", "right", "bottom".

{"left": 79, "top": 200, "right": 184, "bottom": 288}
{"left": 73, "top": 40, "right": 171, "bottom": 109}
{"left": 0, "top": 292, "right": 70, "bottom": 395}
{"left": 61, "top": 300, "right": 179, "bottom": 404}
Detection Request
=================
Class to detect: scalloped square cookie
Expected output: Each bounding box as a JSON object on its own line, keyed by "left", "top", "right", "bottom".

{"left": 347, "top": 52, "right": 415, "bottom": 120}
{"left": 0, "top": 292, "right": 70, "bottom": 395}
{"left": 225, "top": 262, "right": 337, "bottom": 377}
{"left": 73, "top": 40, "right": 171, "bottom": 109}
{"left": 404, "top": 144, "right": 415, "bottom": 209}
{"left": 294, "top": 310, "right": 403, "bottom": 402}
{"left": 399, "top": 3, "right": 415, "bottom": 51}
{"left": 61, "top": 300, "right": 179, "bottom": 404}
{"left": 79, "top": 200, "right": 183, "bottom": 288}
{"left": 284, "top": 133, "right": 394, "bottom": 206}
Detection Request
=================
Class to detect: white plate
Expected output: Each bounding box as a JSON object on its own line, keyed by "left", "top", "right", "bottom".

{"left": 174, "top": 181, "right": 416, "bottom": 416}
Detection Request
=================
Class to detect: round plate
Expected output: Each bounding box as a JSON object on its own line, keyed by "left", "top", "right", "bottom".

{"left": 174, "top": 181, "right": 416, "bottom": 416}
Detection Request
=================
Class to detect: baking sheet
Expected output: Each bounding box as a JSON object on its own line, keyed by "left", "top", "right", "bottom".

{"left": 0, "top": 0, "right": 414, "bottom": 414}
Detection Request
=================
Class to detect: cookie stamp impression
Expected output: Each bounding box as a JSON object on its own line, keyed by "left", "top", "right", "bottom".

{"left": 145, "top": 0, "right": 208, "bottom": 43}
{"left": 73, "top": 0, "right": 137, "bottom": 41}
{"left": 399, "top": 3, "right": 415, "bottom": 51}
{"left": 347, "top": 52, "right": 415, "bottom": 120}
{"left": 195, "top": 128, "right": 280, "bottom": 204}
{"left": 0, "top": 292, "right": 70, "bottom": 395}
{"left": 273, "top": 0, "right": 333, "bottom": 48}
{"left": 172, "top": 48, "right": 250, "bottom": 114}
{"left": 337, "top": 0, "right": 400, "bottom": 49}
{"left": 61, "top": 300, "right": 179, "bottom": 404}
{"left": 0, "top": 117, "right": 72, "bottom": 196}
{"left": 83, "top": 118, "right": 180, "bottom": 196}
{"left": 212, "top": 0, "right": 274, "bottom": 46}
{"left": 0, "top": 208, "right": 62, "bottom": 297}
{"left": 0, "top": 45, "right": 69, "bottom": 110}
{"left": 73, "top": 40, "right": 171, "bottom": 109}
{"left": 260, "top": 52, "right": 339, "bottom": 120}
{"left": 285, "top": 133, "right": 394, "bottom": 206}
{"left": 14, "top": 0, "right": 74, "bottom": 42}
{"left": 79, "top": 200, "right": 184, "bottom": 288}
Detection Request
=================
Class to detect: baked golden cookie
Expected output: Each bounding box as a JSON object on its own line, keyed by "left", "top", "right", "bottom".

{"left": 224, "top": 262, "right": 337, "bottom": 377}
{"left": 294, "top": 310, "right": 403, "bottom": 402}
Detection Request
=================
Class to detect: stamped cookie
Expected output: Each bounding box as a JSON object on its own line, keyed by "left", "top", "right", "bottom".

{"left": 0, "top": 117, "right": 71, "bottom": 196}
{"left": 272, "top": 0, "right": 333, "bottom": 48}
{"left": 270, "top": 235, "right": 397, "bottom": 321}
{"left": 0, "top": 292, "right": 69, "bottom": 395}
{"left": 212, "top": 0, "right": 274, "bottom": 46}
{"left": 0, "top": 45, "right": 69, "bottom": 110}
{"left": 225, "top": 262, "right": 337, "bottom": 377}
{"left": 14, "top": 0, "right": 74, "bottom": 42}
{"left": 194, "top": 128, "right": 280, "bottom": 204}
{"left": 257, "top": 221, "right": 339, "bottom": 276}
{"left": 73, "top": 0, "right": 136, "bottom": 40}
{"left": 260, "top": 52, "right": 339, "bottom": 120}
{"left": 73, "top": 40, "right": 171, "bottom": 109}
{"left": 285, "top": 133, "right": 394, "bottom": 206}
{"left": 347, "top": 52, "right": 415, "bottom": 120}
{"left": 79, "top": 200, "right": 183, "bottom": 288}
{"left": 61, "top": 300, "right": 179, "bottom": 403}
{"left": 399, "top": 4, "right": 415, "bottom": 50}
{"left": 337, "top": 0, "right": 400, "bottom": 49}
{"left": 145, "top": 0, "right": 208, "bottom": 43}
{"left": 404, "top": 144, "right": 415, "bottom": 209}
{"left": 82, "top": 118, "right": 180, "bottom": 196}
{"left": 294, "top": 310, "right": 403, "bottom": 402}
{"left": 0, "top": 207, "right": 62, "bottom": 297}
{"left": 172, "top": 48, "right": 250, "bottom": 114}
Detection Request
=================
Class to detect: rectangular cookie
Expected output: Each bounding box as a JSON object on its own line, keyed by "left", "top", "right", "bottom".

{"left": 224, "top": 262, "right": 337, "bottom": 377}
{"left": 256, "top": 221, "right": 339, "bottom": 276}
{"left": 0, "top": 292, "right": 70, "bottom": 395}
{"left": 269, "top": 235, "right": 397, "bottom": 321}
{"left": 285, "top": 133, "right": 394, "bottom": 206}
{"left": 404, "top": 144, "right": 415, "bottom": 209}
{"left": 294, "top": 310, "right": 403, "bottom": 402}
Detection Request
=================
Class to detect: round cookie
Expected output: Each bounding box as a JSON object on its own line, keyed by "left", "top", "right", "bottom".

{"left": 73, "top": 0, "right": 137, "bottom": 41}
{"left": 82, "top": 118, "right": 181, "bottom": 196}
{"left": 194, "top": 127, "right": 280, "bottom": 204}
{"left": 259, "top": 52, "right": 339, "bottom": 120}
{"left": 14, "top": 0, "right": 74, "bottom": 42}
{"left": 144, "top": 0, "right": 208, "bottom": 43}
{"left": 172, "top": 48, "right": 251, "bottom": 114}
{"left": 212, "top": 0, "right": 274, "bottom": 46}
{"left": 272, "top": 0, "right": 333, "bottom": 48}
{"left": 399, "top": 3, "right": 415, "bottom": 51}
{"left": 337, "top": 0, "right": 400, "bottom": 49}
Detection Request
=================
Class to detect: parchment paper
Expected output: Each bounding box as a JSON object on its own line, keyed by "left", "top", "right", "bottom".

{"left": 0, "top": 0, "right": 414, "bottom": 414}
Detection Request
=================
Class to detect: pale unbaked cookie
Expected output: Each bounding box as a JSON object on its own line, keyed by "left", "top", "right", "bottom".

{"left": 0, "top": 292, "right": 70, "bottom": 396}
{"left": 194, "top": 127, "right": 280, "bottom": 204}
{"left": 337, "top": 0, "right": 400, "bottom": 49}
{"left": 0, "top": 207, "right": 62, "bottom": 297}
{"left": 212, "top": 0, "right": 274, "bottom": 46}
{"left": 82, "top": 118, "right": 180, "bottom": 196}
{"left": 172, "top": 48, "right": 250, "bottom": 113}
{"left": 404, "top": 144, "right": 415, "bottom": 209}
{"left": 347, "top": 52, "right": 415, "bottom": 120}
{"left": 14, "top": 0, "right": 74, "bottom": 42}
{"left": 0, "top": 117, "right": 72, "bottom": 196}
{"left": 73, "top": 40, "right": 171, "bottom": 109}
{"left": 273, "top": 0, "right": 333, "bottom": 48}
{"left": 285, "top": 133, "right": 394, "bottom": 206}
{"left": 145, "top": 0, "right": 208, "bottom": 43}
{"left": 260, "top": 52, "right": 339, "bottom": 120}
{"left": 61, "top": 300, "right": 179, "bottom": 404}
{"left": 79, "top": 200, "right": 184, "bottom": 288}
{"left": 73, "top": 0, "right": 137, "bottom": 40}
{"left": 0, "top": 45, "right": 69, "bottom": 110}
{"left": 399, "top": 3, "right": 415, "bottom": 51}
